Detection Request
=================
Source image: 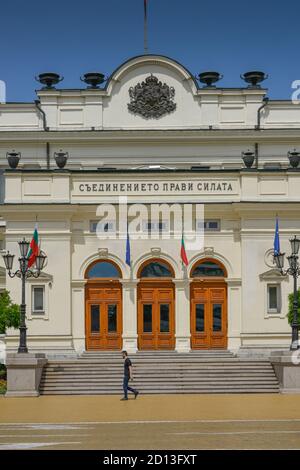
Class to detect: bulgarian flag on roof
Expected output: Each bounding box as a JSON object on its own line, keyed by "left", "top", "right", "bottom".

{"left": 180, "top": 232, "right": 189, "bottom": 267}
{"left": 27, "top": 224, "right": 39, "bottom": 268}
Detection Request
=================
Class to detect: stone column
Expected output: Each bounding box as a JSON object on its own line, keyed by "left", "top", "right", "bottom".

{"left": 71, "top": 281, "right": 86, "bottom": 355}
{"left": 226, "top": 278, "right": 242, "bottom": 352}
{"left": 120, "top": 280, "right": 138, "bottom": 353}
{"left": 173, "top": 279, "right": 191, "bottom": 353}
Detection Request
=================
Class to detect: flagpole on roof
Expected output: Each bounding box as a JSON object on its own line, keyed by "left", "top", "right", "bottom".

{"left": 144, "top": 0, "right": 148, "bottom": 54}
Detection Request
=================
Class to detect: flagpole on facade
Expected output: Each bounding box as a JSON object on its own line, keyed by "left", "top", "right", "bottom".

{"left": 180, "top": 206, "right": 189, "bottom": 269}
{"left": 144, "top": 0, "right": 148, "bottom": 54}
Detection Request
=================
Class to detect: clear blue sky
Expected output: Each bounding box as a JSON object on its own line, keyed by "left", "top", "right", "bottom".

{"left": 1, "top": 0, "right": 300, "bottom": 101}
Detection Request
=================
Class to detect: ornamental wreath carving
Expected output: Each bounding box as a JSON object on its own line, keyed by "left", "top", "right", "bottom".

{"left": 128, "top": 74, "right": 176, "bottom": 118}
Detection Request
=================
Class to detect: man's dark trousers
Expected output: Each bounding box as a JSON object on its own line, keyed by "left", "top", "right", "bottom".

{"left": 123, "top": 376, "right": 138, "bottom": 399}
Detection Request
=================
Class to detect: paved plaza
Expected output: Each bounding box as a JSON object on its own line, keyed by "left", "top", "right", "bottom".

{"left": 1, "top": 394, "right": 300, "bottom": 450}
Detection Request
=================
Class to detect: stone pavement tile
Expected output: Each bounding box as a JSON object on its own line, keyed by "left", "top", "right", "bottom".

{"left": 1, "top": 420, "right": 300, "bottom": 449}
{"left": 1, "top": 394, "right": 300, "bottom": 424}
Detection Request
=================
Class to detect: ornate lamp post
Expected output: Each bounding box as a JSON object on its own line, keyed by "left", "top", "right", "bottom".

{"left": 2, "top": 240, "right": 47, "bottom": 353}
{"left": 274, "top": 235, "right": 300, "bottom": 350}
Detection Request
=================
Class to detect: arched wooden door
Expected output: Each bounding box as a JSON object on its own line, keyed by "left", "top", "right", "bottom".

{"left": 137, "top": 259, "right": 175, "bottom": 350}
{"left": 190, "top": 259, "right": 227, "bottom": 349}
{"left": 85, "top": 260, "right": 122, "bottom": 350}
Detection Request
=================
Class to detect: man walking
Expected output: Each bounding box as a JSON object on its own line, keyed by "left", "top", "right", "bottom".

{"left": 121, "top": 350, "right": 139, "bottom": 401}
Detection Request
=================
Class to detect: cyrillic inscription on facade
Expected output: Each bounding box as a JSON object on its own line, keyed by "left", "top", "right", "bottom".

{"left": 74, "top": 180, "right": 238, "bottom": 196}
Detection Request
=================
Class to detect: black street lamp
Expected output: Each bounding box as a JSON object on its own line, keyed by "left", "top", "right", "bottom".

{"left": 2, "top": 239, "right": 47, "bottom": 353}
{"left": 274, "top": 235, "right": 300, "bottom": 350}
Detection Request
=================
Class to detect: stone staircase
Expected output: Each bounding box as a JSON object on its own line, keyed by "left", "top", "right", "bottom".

{"left": 39, "top": 350, "right": 279, "bottom": 395}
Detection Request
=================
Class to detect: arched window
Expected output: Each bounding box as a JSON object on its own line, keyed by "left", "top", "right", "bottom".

{"left": 139, "top": 260, "right": 173, "bottom": 278}
{"left": 86, "top": 261, "right": 121, "bottom": 279}
{"left": 191, "top": 260, "right": 225, "bottom": 277}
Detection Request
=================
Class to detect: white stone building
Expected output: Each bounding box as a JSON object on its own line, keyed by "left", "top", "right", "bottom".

{"left": 0, "top": 55, "right": 300, "bottom": 357}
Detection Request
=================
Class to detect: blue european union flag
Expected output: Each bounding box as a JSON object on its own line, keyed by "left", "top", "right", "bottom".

{"left": 126, "top": 230, "right": 131, "bottom": 267}
{"left": 274, "top": 217, "right": 280, "bottom": 256}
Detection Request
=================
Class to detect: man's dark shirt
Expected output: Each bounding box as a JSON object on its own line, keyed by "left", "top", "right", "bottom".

{"left": 124, "top": 357, "right": 132, "bottom": 378}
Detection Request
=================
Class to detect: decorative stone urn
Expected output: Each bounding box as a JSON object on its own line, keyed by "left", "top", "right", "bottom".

{"left": 242, "top": 150, "right": 255, "bottom": 168}
{"left": 81, "top": 72, "right": 105, "bottom": 88}
{"left": 54, "top": 150, "right": 69, "bottom": 169}
{"left": 198, "top": 71, "right": 223, "bottom": 87}
{"left": 6, "top": 151, "right": 21, "bottom": 169}
{"left": 36, "top": 72, "right": 63, "bottom": 89}
{"left": 288, "top": 150, "right": 300, "bottom": 168}
{"left": 241, "top": 71, "right": 268, "bottom": 88}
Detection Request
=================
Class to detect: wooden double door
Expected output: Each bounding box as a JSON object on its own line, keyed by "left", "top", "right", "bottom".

{"left": 190, "top": 282, "right": 227, "bottom": 349}
{"left": 85, "top": 282, "right": 122, "bottom": 350}
{"left": 138, "top": 282, "right": 175, "bottom": 350}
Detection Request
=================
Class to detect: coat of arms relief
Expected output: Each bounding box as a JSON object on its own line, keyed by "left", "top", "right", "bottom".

{"left": 128, "top": 74, "right": 176, "bottom": 118}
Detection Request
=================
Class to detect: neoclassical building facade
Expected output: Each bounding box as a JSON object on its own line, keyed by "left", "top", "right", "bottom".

{"left": 0, "top": 55, "right": 300, "bottom": 356}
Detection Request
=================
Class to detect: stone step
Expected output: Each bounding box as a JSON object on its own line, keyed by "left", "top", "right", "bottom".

{"left": 41, "top": 382, "right": 279, "bottom": 388}
{"left": 81, "top": 350, "right": 235, "bottom": 354}
{"left": 39, "top": 384, "right": 278, "bottom": 395}
{"left": 43, "top": 372, "right": 276, "bottom": 378}
{"left": 45, "top": 361, "right": 273, "bottom": 367}
{"left": 44, "top": 368, "right": 274, "bottom": 378}
{"left": 45, "top": 359, "right": 271, "bottom": 365}
{"left": 80, "top": 354, "right": 235, "bottom": 359}
{"left": 40, "top": 390, "right": 279, "bottom": 395}
{"left": 41, "top": 373, "right": 278, "bottom": 380}
{"left": 43, "top": 365, "right": 274, "bottom": 370}
{"left": 42, "top": 378, "right": 277, "bottom": 384}
{"left": 41, "top": 377, "right": 278, "bottom": 390}
{"left": 42, "top": 367, "right": 275, "bottom": 374}
{"left": 40, "top": 352, "right": 279, "bottom": 395}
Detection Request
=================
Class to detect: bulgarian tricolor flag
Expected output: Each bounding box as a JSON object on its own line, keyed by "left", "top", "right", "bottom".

{"left": 27, "top": 224, "right": 39, "bottom": 268}
{"left": 180, "top": 232, "right": 189, "bottom": 267}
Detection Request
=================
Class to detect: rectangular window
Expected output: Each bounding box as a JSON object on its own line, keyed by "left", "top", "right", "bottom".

{"left": 212, "top": 304, "right": 222, "bottom": 331}
{"left": 267, "top": 284, "right": 281, "bottom": 313}
{"left": 143, "top": 304, "right": 152, "bottom": 333}
{"left": 32, "top": 286, "right": 45, "bottom": 314}
{"left": 90, "top": 220, "right": 115, "bottom": 233}
{"left": 91, "top": 305, "right": 100, "bottom": 332}
{"left": 160, "top": 304, "right": 170, "bottom": 333}
{"left": 142, "top": 220, "right": 168, "bottom": 233}
{"left": 107, "top": 304, "right": 117, "bottom": 332}
{"left": 195, "top": 304, "right": 205, "bottom": 332}
{"left": 197, "top": 219, "right": 220, "bottom": 232}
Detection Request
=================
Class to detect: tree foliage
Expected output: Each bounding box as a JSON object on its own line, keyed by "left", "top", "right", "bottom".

{"left": 287, "top": 289, "right": 300, "bottom": 327}
{"left": 0, "top": 290, "right": 20, "bottom": 334}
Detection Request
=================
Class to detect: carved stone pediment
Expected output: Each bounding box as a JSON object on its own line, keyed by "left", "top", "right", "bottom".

{"left": 128, "top": 74, "right": 176, "bottom": 119}
{"left": 27, "top": 271, "right": 53, "bottom": 283}
{"left": 259, "top": 268, "right": 288, "bottom": 282}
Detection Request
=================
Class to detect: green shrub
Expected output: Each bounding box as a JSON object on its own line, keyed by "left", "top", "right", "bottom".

{"left": 0, "top": 380, "right": 6, "bottom": 394}
{"left": 0, "top": 290, "right": 20, "bottom": 334}
{"left": 287, "top": 289, "right": 300, "bottom": 327}
{"left": 0, "top": 364, "right": 6, "bottom": 379}
{"left": 0, "top": 364, "right": 6, "bottom": 394}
